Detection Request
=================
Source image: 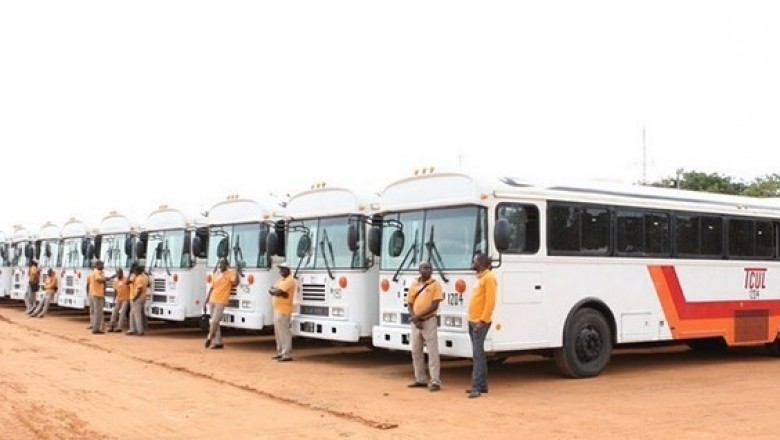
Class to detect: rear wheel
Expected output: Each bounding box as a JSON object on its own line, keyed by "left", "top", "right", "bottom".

{"left": 554, "top": 308, "right": 612, "bottom": 378}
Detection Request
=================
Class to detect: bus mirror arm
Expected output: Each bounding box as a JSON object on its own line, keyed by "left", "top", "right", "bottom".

{"left": 490, "top": 252, "right": 503, "bottom": 270}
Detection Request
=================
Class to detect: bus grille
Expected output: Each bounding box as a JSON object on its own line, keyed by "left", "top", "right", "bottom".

{"left": 302, "top": 283, "right": 326, "bottom": 302}
{"left": 300, "top": 305, "right": 329, "bottom": 316}
{"left": 66, "top": 276, "right": 75, "bottom": 287}
{"left": 227, "top": 299, "right": 239, "bottom": 308}
{"left": 152, "top": 294, "right": 167, "bottom": 303}
{"left": 153, "top": 279, "right": 167, "bottom": 292}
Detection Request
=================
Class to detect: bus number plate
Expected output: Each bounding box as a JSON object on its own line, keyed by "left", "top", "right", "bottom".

{"left": 447, "top": 293, "right": 463, "bottom": 306}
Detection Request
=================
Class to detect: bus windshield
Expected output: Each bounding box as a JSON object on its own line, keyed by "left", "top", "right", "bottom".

{"left": 0, "top": 243, "right": 9, "bottom": 267}
{"left": 147, "top": 229, "right": 189, "bottom": 269}
{"left": 62, "top": 238, "right": 90, "bottom": 269}
{"left": 100, "top": 233, "right": 133, "bottom": 269}
{"left": 38, "top": 239, "right": 62, "bottom": 268}
{"left": 12, "top": 242, "right": 28, "bottom": 268}
{"left": 380, "top": 206, "right": 487, "bottom": 272}
{"left": 286, "top": 216, "right": 366, "bottom": 271}
{"left": 207, "top": 223, "right": 270, "bottom": 268}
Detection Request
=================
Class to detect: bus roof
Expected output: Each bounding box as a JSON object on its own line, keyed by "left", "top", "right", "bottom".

{"left": 287, "top": 186, "right": 377, "bottom": 219}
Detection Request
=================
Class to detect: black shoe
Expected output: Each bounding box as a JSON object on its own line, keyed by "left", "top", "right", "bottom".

{"left": 92, "top": 330, "right": 105, "bottom": 335}
{"left": 407, "top": 381, "right": 427, "bottom": 388}
{"left": 204, "top": 338, "right": 211, "bottom": 349}
{"left": 468, "top": 390, "right": 481, "bottom": 399}
{"left": 429, "top": 383, "right": 441, "bottom": 392}
{"left": 126, "top": 331, "right": 138, "bottom": 336}
{"left": 464, "top": 388, "right": 488, "bottom": 394}
{"left": 211, "top": 344, "right": 224, "bottom": 350}
{"left": 271, "top": 354, "right": 282, "bottom": 360}
{"left": 277, "top": 356, "right": 292, "bottom": 362}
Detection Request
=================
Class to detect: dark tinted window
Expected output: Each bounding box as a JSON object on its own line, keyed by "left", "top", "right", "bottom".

{"left": 549, "top": 203, "right": 609, "bottom": 255}
{"left": 616, "top": 210, "right": 669, "bottom": 256}
{"left": 496, "top": 204, "right": 540, "bottom": 254}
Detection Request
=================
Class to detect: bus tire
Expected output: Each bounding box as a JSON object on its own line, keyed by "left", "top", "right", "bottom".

{"left": 554, "top": 308, "right": 612, "bottom": 378}
{"left": 765, "top": 337, "right": 780, "bottom": 356}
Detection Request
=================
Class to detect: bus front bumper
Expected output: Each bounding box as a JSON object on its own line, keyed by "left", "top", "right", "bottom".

{"left": 220, "top": 309, "right": 268, "bottom": 330}
{"left": 58, "top": 295, "right": 87, "bottom": 309}
{"left": 147, "top": 303, "right": 187, "bottom": 321}
{"left": 371, "top": 325, "right": 474, "bottom": 357}
{"left": 291, "top": 316, "right": 361, "bottom": 342}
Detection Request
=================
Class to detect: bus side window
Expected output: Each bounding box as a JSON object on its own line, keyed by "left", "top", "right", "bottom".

{"left": 496, "top": 204, "right": 540, "bottom": 254}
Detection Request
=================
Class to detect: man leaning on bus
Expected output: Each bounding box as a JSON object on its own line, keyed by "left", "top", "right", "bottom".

{"left": 467, "top": 253, "right": 497, "bottom": 399}
{"left": 406, "top": 261, "right": 444, "bottom": 392}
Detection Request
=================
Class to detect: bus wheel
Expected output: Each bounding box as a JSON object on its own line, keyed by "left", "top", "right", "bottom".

{"left": 765, "top": 337, "right": 780, "bottom": 356}
{"left": 554, "top": 308, "right": 612, "bottom": 378}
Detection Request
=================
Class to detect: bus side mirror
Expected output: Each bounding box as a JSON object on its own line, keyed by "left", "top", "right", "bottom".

{"left": 388, "top": 230, "right": 405, "bottom": 258}
{"left": 266, "top": 231, "right": 279, "bottom": 256}
{"left": 86, "top": 243, "right": 96, "bottom": 260}
{"left": 494, "top": 218, "right": 511, "bottom": 252}
{"left": 258, "top": 230, "right": 268, "bottom": 255}
{"left": 368, "top": 226, "right": 381, "bottom": 256}
{"left": 135, "top": 241, "right": 146, "bottom": 259}
{"left": 155, "top": 242, "right": 163, "bottom": 259}
{"left": 44, "top": 243, "right": 52, "bottom": 258}
{"left": 125, "top": 237, "right": 134, "bottom": 256}
{"left": 347, "top": 224, "right": 359, "bottom": 252}
{"left": 24, "top": 244, "right": 34, "bottom": 259}
{"left": 217, "top": 237, "right": 230, "bottom": 259}
{"left": 192, "top": 236, "right": 202, "bottom": 256}
{"left": 296, "top": 234, "right": 311, "bottom": 259}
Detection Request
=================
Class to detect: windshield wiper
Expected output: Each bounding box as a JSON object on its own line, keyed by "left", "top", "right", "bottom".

{"left": 425, "top": 225, "right": 449, "bottom": 283}
{"left": 162, "top": 239, "right": 172, "bottom": 276}
{"left": 319, "top": 228, "right": 335, "bottom": 280}
{"left": 233, "top": 236, "right": 245, "bottom": 278}
{"left": 392, "top": 229, "right": 419, "bottom": 282}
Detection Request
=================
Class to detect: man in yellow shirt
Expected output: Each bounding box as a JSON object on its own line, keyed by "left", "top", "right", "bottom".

{"left": 204, "top": 258, "right": 240, "bottom": 349}
{"left": 128, "top": 262, "right": 150, "bottom": 336}
{"left": 467, "top": 253, "right": 497, "bottom": 399}
{"left": 88, "top": 260, "right": 107, "bottom": 334}
{"left": 406, "top": 262, "right": 444, "bottom": 392}
{"left": 24, "top": 260, "right": 41, "bottom": 314}
{"left": 268, "top": 263, "right": 296, "bottom": 362}
{"left": 30, "top": 268, "right": 58, "bottom": 318}
{"left": 108, "top": 269, "right": 131, "bottom": 332}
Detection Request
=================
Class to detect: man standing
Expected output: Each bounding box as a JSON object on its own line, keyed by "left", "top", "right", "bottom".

{"left": 88, "top": 260, "right": 107, "bottom": 334}
{"left": 406, "top": 262, "right": 444, "bottom": 392}
{"left": 108, "top": 268, "right": 130, "bottom": 332}
{"left": 204, "top": 258, "right": 240, "bottom": 349}
{"left": 30, "top": 268, "right": 58, "bottom": 318}
{"left": 127, "top": 262, "right": 150, "bottom": 336}
{"left": 467, "top": 253, "right": 497, "bottom": 399}
{"left": 24, "top": 260, "right": 41, "bottom": 314}
{"left": 268, "top": 263, "right": 296, "bottom": 362}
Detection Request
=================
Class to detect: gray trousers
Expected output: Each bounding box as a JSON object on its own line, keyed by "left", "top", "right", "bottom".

{"left": 31, "top": 292, "right": 55, "bottom": 317}
{"left": 468, "top": 321, "right": 492, "bottom": 391}
{"left": 109, "top": 299, "right": 129, "bottom": 330}
{"left": 129, "top": 296, "right": 146, "bottom": 334}
{"left": 411, "top": 316, "right": 441, "bottom": 385}
{"left": 273, "top": 312, "right": 292, "bottom": 358}
{"left": 90, "top": 296, "right": 106, "bottom": 332}
{"left": 24, "top": 285, "right": 36, "bottom": 312}
{"left": 207, "top": 303, "right": 225, "bottom": 346}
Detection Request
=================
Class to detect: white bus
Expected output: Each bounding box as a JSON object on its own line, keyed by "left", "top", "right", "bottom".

{"left": 0, "top": 232, "right": 12, "bottom": 298}
{"left": 280, "top": 184, "right": 379, "bottom": 342}
{"left": 200, "top": 195, "right": 285, "bottom": 331}
{"left": 58, "top": 218, "right": 96, "bottom": 309}
{"left": 370, "top": 169, "right": 780, "bottom": 377}
{"left": 35, "top": 221, "right": 63, "bottom": 303}
{"left": 9, "top": 225, "right": 34, "bottom": 302}
{"left": 145, "top": 205, "right": 209, "bottom": 321}
{"left": 96, "top": 211, "right": 140, "bottom": 311}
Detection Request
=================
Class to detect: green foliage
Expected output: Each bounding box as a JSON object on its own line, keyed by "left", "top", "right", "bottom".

{"left": 648, "top": 170, "right": 780, "bottom": 197}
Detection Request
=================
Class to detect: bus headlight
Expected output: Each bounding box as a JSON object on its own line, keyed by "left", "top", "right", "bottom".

{"left": 241, "top": 300, "right": 252, "bottom": 309}
{"left": 382, "top": 312, "right": 398, "bottom": 323}
{"left": 332, "top": 307, "right": 345, "bottom": 317}
{"left": 241, "top": 285, "right": 251, "bottom": 294}
{"left": 444, "top": 316, "right": 462, "bottom": 328}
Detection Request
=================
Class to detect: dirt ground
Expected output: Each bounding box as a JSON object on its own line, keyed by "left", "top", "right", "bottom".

{"left": 2, "top": 299, "right": 779, "bottom": 439}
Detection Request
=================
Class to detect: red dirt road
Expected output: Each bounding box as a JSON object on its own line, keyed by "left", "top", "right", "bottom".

{"left": 2, "top": 299, "right": 779, "bottom": 439}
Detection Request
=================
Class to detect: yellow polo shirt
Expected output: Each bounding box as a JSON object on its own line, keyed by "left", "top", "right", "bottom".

{"left": 407, "top": 278, "right": 444, "bottom": 319}
{"left": 209, "top": 270, "right": 236, "bottom": 306}
{"left": 89, "top": 269, "right": 106, "bottom": 297}
{"left": 272, "top": 275, "right": 296, "bottom": 314}
{"left": 114, "top": 278, "right": 131, "bottom": 301}
{"left": 30, "top": 266, "right": 40, "bottom": 284}
{"left": 468, "top": 270, "right": 497, "bottom": 323}
{"left": 132, "top": 273, "right": 149, "bottom": 301}
{"left": 44, "top": 275, "right": 58, "bottom": 294}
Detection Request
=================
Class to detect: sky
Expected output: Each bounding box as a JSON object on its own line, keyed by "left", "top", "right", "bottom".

{"left": 1, "top": 1, "right": 779, "bottom": 234}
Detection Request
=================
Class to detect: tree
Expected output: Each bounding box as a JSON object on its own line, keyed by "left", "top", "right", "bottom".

{"left": 648, "top": 170, "right": 747, "bottom": 195}
{"left": 742, "top": 173, "right": 780, "bottom": 197}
